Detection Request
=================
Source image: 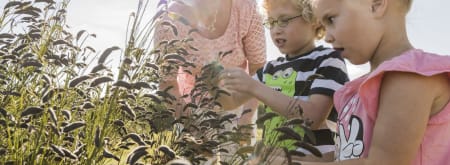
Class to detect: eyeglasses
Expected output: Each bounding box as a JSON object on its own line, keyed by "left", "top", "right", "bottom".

{"left": 263, "top": 14, "right": 303, "bottom": 29}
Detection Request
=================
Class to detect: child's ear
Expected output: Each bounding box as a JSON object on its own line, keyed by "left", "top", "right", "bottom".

{"left": 371, "top": 0, "right": 388, "bottom": 17}
{"left": 312, "top": 21, "right": 320, "bottom": 30}
{"left": 311, "top": 21, "right": 325, "bottom": 39}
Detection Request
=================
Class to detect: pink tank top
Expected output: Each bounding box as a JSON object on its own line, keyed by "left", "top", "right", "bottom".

{"left": 154, "top": 0, "right": 266, "bottom": 96}
{"left": 334, "top": 49, "right": 450, "bottom": 164}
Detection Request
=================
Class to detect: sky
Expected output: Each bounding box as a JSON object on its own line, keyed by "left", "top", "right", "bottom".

{"left": 1, "top": 0, "right": 450, "bottom": 79}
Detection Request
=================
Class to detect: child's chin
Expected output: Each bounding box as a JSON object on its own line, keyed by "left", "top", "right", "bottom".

{"left": 278, "top": 48, "right": 288, "bottom": 54}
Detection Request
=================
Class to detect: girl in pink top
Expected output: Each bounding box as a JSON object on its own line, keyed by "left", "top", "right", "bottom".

{"left": 333, "top": 50, "right": 450, "bottom": 165}
{"left": 300, "top": 0, "right": 450, "bottom": 165}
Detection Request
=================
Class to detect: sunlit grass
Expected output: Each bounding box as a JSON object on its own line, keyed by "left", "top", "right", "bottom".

{"left": 0, "top": 0, "right": 318, "bottom": 164}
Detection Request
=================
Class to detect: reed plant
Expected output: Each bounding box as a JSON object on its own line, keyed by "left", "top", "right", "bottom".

{"left": 0, "top": 0, "right": 320, "bottom": 164}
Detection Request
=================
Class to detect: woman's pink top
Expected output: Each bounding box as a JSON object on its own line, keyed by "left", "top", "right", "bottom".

{"left": 334, "top": 49, "right": 450, "bottom": 165}
{"left": 154, "top": 0, "right": 266, "bottom": 96}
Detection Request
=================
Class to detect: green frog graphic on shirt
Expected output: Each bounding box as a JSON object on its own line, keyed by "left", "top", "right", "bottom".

{"left": 265, "top": 67, "right": 297, "bottom": 96}
{"left": 263, "top": 67, "right": 305, "bottom": 150}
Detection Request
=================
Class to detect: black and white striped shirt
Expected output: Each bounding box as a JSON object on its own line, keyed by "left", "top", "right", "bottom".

{"left": 255, "top": 46, "right": 348, "bottom": 103}
{"left": 255, "top": 46, "right": 349, "bottom": 146}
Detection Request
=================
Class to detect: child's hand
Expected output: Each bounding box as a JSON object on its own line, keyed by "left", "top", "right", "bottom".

{"left": 219, "top": 67, "right": 256, "bottom": 94}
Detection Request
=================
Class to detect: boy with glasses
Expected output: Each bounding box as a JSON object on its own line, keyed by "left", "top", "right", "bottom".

{"left": 216, "top": 0, "right": 349, "bottom": 162}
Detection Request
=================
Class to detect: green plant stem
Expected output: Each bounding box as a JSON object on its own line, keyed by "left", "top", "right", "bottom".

{"left": 86, "top": 85, "right": 118, "bottom": 164}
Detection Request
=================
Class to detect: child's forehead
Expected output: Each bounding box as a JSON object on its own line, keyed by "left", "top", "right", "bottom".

{"left": 312, "top": 0, "right": 339, "bottom": 7}
{"left": 266, "top": 0, "right": 300, "bottom": 13}
{"left": 267, "top": 7, "right": 300, "bottom": 19}
{"left": 311, "top": 0, "right": 342, "bottom": 13}
{"left": 265, "top": 0, "right": 298, "bottom": 10}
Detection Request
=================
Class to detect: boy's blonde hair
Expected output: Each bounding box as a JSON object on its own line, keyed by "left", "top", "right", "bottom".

{"left": 262, "top": 0, "right": 325, "bottom": 39}
{"left": 404, "top": 0, "right": 413, "bottom": 12}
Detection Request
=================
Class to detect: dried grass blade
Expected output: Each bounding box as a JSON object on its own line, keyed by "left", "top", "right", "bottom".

{"left": 275, "top": 126, "right": 303, "bottom": 141}
{"left": 294, "top": 141, "right": 322, "bottom": 158}
{"left": 90, "top": 64, "right": 108, "bottom": 74}
{"left": 76, "top": 30, "right": 87, "bottom": 41}
{"left": 255, "top": 112, "right": 278, "bottom": 125}
{"left": 120, "top": 103, "right": 136, "bottom": 120}
{"left": 21, "top": 107, "right": 44, "bottom": 117}
{"left": 61, "top": 147, "right": 78, "bottom": 159}
{"left": 90, "top": 76, "right": 114, "bottom": 87}
{"left": 123, "top": 133, "right": 146, "bottom": 146}
{"left": 0, "top": 33, "right": 15, "bottom": 39}
{"left": 62, "top": 121, "right": 86, "bottom": 133}
{"left": 50, "top": 144, "right": 65, "bottom": 157}
{"left": 98, "top": 46, "right": 120, "bottom": 64}
{"left": 103, "top": 148, "right": 120, "bottom": 161}
{"left": 158, "top": 145, "right": 175, "bottom": 159}
{"left": 95, "top": 126, "right": 101, "bottom": 148}
{"left": 69, "top": 75, "right": 91, "bottom": 87}
{"left": 126, "top": 146, "right": 149, "bottom": 165}
{"left": 53, "top": 39, "right": 71, "bottom": 46}
{"left": 61, "top": 110, "right": 71, "bottom": 121}
{"left": 163, "top": 53, "right": 186, "bottom": 63}
{"left": 283, "top": 118, "right": 305, "bottom": 127}
{"left": 4, "top": 1, "right": 22, "bottom": 10}
{"left": 113, "top": 80, "right": 132, "bottom": 89}
{"left": 0, "top": 108, "right": 8, "bottom": 117}
{"left": 21, "top": 60, "right": 43, "bottom": 68}
{"left": 132, "top": 82, "right": 151, "bottom": 89}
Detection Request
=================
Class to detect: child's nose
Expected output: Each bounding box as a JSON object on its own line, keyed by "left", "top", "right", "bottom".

{"left": 324, "top": 32, "right": 335, "bottom": 43}
{"left": 271, "top": 25, "right": 283, "bottom": 34}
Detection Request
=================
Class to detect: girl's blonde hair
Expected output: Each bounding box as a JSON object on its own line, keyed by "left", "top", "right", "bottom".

{"left": 262, "top": 0, "right": 325, "bottom": 39}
